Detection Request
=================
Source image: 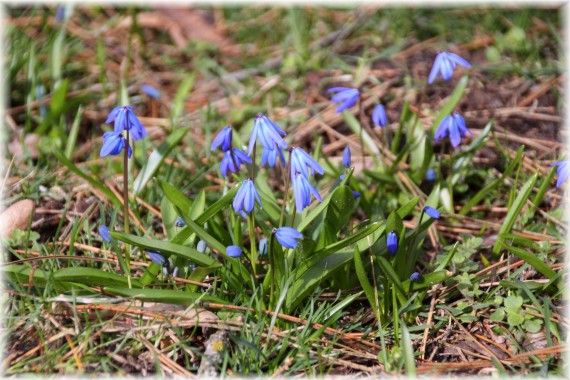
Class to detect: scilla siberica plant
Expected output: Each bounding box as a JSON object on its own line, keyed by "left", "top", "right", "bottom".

{"left": 118, "top": 46, "right": 475, "bottom": 322}
{"left": 100, "top": 105, "right": 148, "bottom": 288}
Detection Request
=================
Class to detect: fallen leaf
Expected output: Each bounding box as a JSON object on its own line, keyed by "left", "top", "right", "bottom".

{"left": 117, "top": 9, "right": 240, "bottom": 56}
{"left": 8, "top": 134, "right": 40, "bottom": 161}
{"left": 0, "top": 199, "right": 36, "bottom": 239}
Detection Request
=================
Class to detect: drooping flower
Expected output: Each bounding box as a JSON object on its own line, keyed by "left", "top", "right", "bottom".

{"left": 290, "top": 147, "right": 324, "bottom": 180}
{"left": 328, "top": 87, "right": 360, "bottom": 113}
{"left": 428, "top": 51, "right": 471, "bottom": 84}
{"left": 197, "top": 240, "right": 207, "bottom": 253}
{"left": 147, "top": 251, "right": 166, "bottom": 265}
{"left": 387, "top": 230, "right": 398, "bottom": 255}
{"left": 552, "top": 161, "right": 570, "bottom": 188}
{"left": 233, "top": 179, "right": 262, "bottom": 214}
{"left": 98, "top": 225, "right": 111, "bottom": 242}
{"left": 106, "top": 105, "right": 148, "bottom": 141}
{"left": 274, "top": 227, "right": 302, "bottom": 249}
{"left": 424, "top": 206, "right": 441, "bottom": 219}
{"left": 434, "top": 113, "right": 471, "bottom": 148}
{"left": 258, "top": 238, "right": 268, "bottom": 256}
{"left": 175, "top": 217, "right": 186, "bottom": 228}
{"left": 211, "top": 125, "right": 233, "bottom": 152}
{"left": 292, "top": 171, "right": 322, "bottom": 213}
{"left": 141, "top": 84, "right": 161, "bottom": 99}
{"left": 410, "top": 272, "right": 421, "bottom": 282}
{"left": 372, "top": 104, "right": 387, "bottom": 127}
{"left": 342, "top": 146, "right": 351, "bottom": 168}
{"left": 100, "top": 131, "right": 132, "bottom": 158}
{"left": 226, "top": 245, "right": 243, "bottom": 258}
{"left": 261, "top": 146, "right": 286, "bottom": 168}
{"left": 248, "top": 114, "right": 288, "bottom": 155}
{"left": 220, "top": 148, "right": 251, "bottom": 178}
{"left": 425, "top": 169, "right": 437, "bottom": 182}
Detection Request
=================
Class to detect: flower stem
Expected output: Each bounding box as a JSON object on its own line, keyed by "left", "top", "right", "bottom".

{"left": 123, "top": 127, "right": 132, "bottom": 289}
{"left": 268, "top": 231, "right": 276, "bottom": 308}
{"left": 278, "top": 148, "right": 293, "bottom": 227}
{"left": 358, "top": 97, "right": 365, "bottom": 168}
{"left": 247, "top": 212, "right": 257, "bottom": 280}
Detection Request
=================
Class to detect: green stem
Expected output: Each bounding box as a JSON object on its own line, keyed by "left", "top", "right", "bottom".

{"left": 123, "top": 127, "right": 132, "bottom": 289}
{"left": 279, "top": 148, "right": 293, "bottom": 227}
{"left": 358, "top": 97, "right": 365, "bottom": 168}
{"left": 268, "top": 231, "right": 276, "bottom": 309}
{"left": 248, "top": 212, "right": 257, "bottom": 280}
{"left": 448, "top": 146, "right": 455, "bottom": 212}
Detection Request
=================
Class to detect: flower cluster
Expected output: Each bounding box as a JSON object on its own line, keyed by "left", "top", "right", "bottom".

{"left": 100, "top": 106, "right": 148, "bottom": 158}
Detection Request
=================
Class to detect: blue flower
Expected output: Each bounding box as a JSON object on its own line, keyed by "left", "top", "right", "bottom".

{"left": 342, "top": 146, "right": 351, "bottom": 168}
{"left": 434, "top": 113, "right": 471, "bottom": 148}
{"left": 274, "top": 227, "right": 302, "bottom": 249}
{"left": 100, "top": 132, "right": 132, "bottom": 158}
{"left": 197, "top": 240, "right": 207, "bottom": 253}
{"left": 292, "top": 171, "right": 322, "bottom": 213}
{"left": 410, "top": 272, "right": 421, "bottom": 282}
{"left": 428, "top": 51, "right": 471, "bottom": 84}
{"left": 220, "top": 148, "right": 251, "bottom": 178}
{"left": 424, "top": 206, "right": 441, "bottom": 219}
{"left": 233, "top": 179, "right": 262, "bottom": 214}
{"left": 98, "top": 225, "right": 111, "bottom": 242}
{"left": 387, "top": 230, "right": 398, "bottom": 255}
{"left": 328, "top": 87, "right": 360, "bottom": 113}
{"left": 372, "top": 104, "right": 387, "bottom": 127}
{"left": 106, "top": 105, "right": 148, "bottom": 141}
{"left": 226, "top": 245, "right": 243, "bottom": 258}
{"left": 261, "top": 147, "right": 286, "bottom": 168}
{"left": 141, "top": 84, "right": 161, "bottom": 99}
{"left": 290, "top": 147, "right": 324, "bottom": 180}
{"left": 353, "top": 191, "right": 361, "bottom": 199}
{"left": 552, "top": 161, "right": 570, "bottom": 188}
{"left": 175, "top": 217, "right": 186, "bottom": 228}
{"left": 147, "top": 251, "right": 166, "bottom": 265}
{"left": 258, "top": 238, "right": 268, "bottom": 256}
{"left": 425, "top": 169, "right": 436, "bottom": 182}
{"left": 211, "top": 125, "right": 233, "bottom": 152}
{"left": 248, "top": 114, "right": 288, "bottom": 155}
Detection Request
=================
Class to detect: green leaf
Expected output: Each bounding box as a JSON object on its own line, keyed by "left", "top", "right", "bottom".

{"left": 133, "top": 127, "right": 189, "bottom": 195}
{"left": 53, "top": 267, "right": 141, "bottom": 288}
{"left": 49, "top": 78, "right": 69, "bottom": 118}
{"left": 104, "top": 286, "right": 226, "bottom": 306}
{"left": 401, "top": 270, "right": 450, "bottom": 292}
{"left": 499, "top": 242, "right": 557, "bottom": 280}
{"left": 459, "top": 146, "right": 524, "bottom": 216}
{"left": 159, "top": 180, "right": 239, "bottom": 245}
{"left": 64, "top": 105, "right": 83, "bottom": 159}
{"left": 353, "top": 245, "right": 379, "bottom": 317}
{"left": 297, "top": 168, "right": 354, "bottom": 233}
{"left": 171, "top": 74, "right": 195, "bottom": 122}
{"left": 54, "top": 151, "right": 122, "bottom": 207}
{"left": 507, "top": 311, "right": 524, "bottom": 326}
{"left": 401, "top": 322, "right": 416, "bottom": 377}
{"left": 490, "top": 308, "right": 506, "bottom": 322}
{"left": 325, "top": 186, "right": 355, "bottom": 234}
{"left": 111, "top": 232, "right": 221, "bottom": 268}
{"left": 524, "top": 318, "right": 543, "bottom": 333}
{"left": 504, "top": 295, "right": 523, "bottom": 311}
{"left": 377, "top": 256, "right": 407, "bottom": 305}
{"left": 177, "top": 214, "right": 227, "bottom": 256}
{"left": 286, "top": 252, "right": 353, "bottom": 310}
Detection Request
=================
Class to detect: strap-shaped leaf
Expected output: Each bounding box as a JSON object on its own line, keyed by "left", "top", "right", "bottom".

{"left": 111, "top": 231, "right": 221, "bottom": 268}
